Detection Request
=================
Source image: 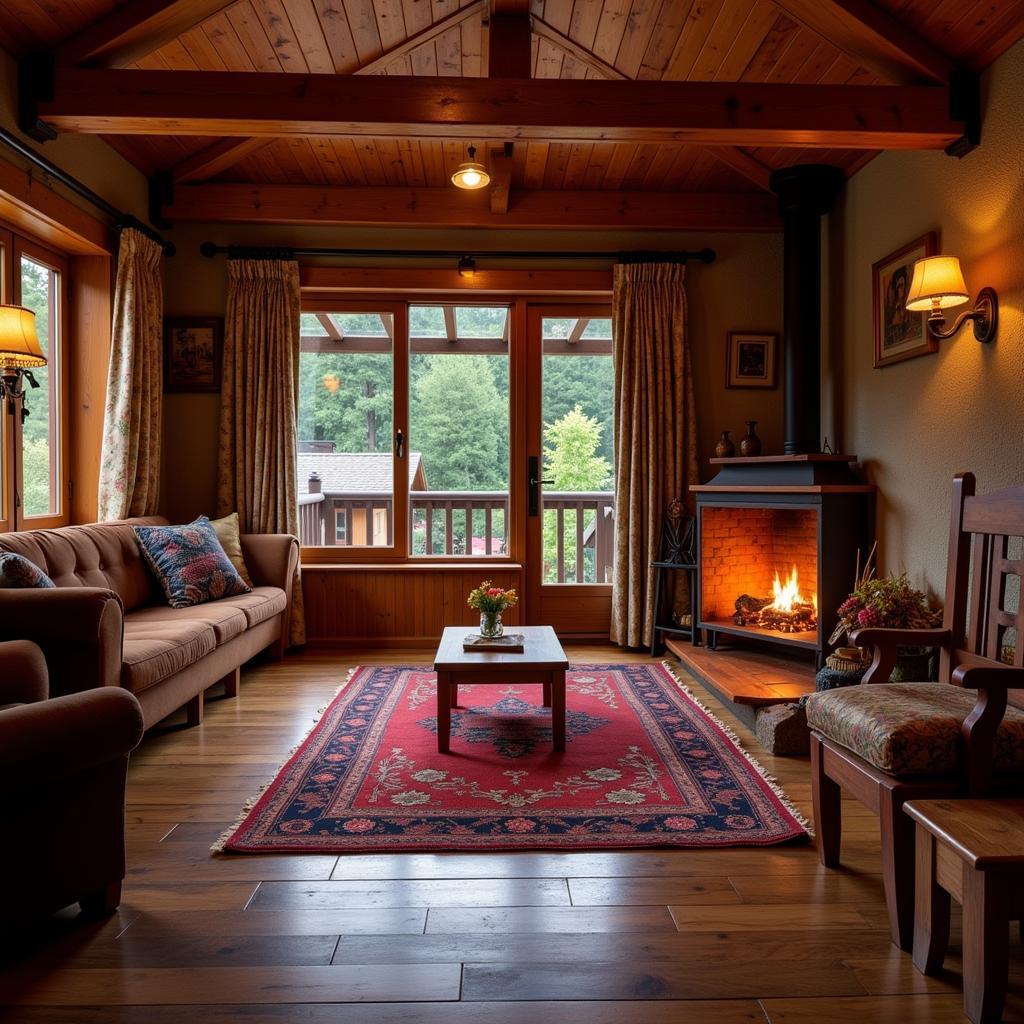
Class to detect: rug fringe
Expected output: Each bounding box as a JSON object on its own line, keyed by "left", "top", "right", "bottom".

{"left": 659, "top": 659, "right": 815, "bottom": 838}
{"left": 211, "top": 666, "right": 362, "bottom": 853}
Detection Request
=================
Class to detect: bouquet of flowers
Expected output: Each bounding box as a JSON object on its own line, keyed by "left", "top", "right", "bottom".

{"left": 468, "top": 581, "right": 518, "bottom": 615}
{"left": 829, "top": 544, "right": 942, "bottom": 646}
{"left": 467, "top": 580, "right": 518, "bottom": 638}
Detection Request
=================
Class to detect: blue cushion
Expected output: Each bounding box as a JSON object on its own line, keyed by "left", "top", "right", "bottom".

{"left": 0, "top": 552, "right": 55, "bottom": 589}
{"left": 134, "top": 517, "right": 251, "bottom": 609}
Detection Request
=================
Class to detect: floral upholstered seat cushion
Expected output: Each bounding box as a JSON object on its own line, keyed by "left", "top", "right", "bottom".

{"left": 0, "top": 552, "right": 55, "bottom": 589}
{"left": 134, "top": 517, "right": 251, "bottom": 609}
{"left": 806, "top": 682, "right": 1024, "bottom": 777}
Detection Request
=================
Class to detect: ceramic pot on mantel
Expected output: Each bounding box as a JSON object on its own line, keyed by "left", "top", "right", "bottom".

{"left": 715, "top": 430, "right": 735, "bottom": 459}
{"left": 739, "top": 421, "right": 762, "bottom": 457}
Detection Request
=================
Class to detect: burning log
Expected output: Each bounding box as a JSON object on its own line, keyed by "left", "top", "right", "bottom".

{"left": 732, "top": 567, "right": 818, "bottom": 634}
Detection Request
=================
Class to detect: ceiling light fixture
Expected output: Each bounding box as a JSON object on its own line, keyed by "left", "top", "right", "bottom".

{"left": 451, "top": 146, "right": 490, "bottom": 190}
{"left": 457, "top": 257, "right": 476, "bottom": 279}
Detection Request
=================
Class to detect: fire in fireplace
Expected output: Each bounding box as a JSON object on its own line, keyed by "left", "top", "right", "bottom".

{"left": 733, "top": 566, "right": 818, "bottom": 634}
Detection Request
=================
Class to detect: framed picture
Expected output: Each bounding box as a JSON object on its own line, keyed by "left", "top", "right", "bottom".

{"left": 872, "top": 232, "right": 938, "bottom": 368}
{"left": 726, "top": 332, "right": 777, "bottom": 389}
{"left": 164, "top": 316, "right": 223, "bottom": 393}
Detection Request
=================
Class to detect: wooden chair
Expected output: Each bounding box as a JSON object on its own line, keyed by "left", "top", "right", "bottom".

{"left": 807, "top": 472, "right": 1024, "bottom": 951}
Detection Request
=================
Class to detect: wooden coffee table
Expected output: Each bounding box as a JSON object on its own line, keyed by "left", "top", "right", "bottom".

{"left": 432, "top": 625, "right": 569, "bottom": 754}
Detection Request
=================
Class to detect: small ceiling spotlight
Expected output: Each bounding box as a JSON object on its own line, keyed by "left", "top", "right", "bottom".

{"left": 451, "top": 146, "right": 490, "bottom": 190}
{"left": 458, "top": 257, "right": 477, "bottom": 279}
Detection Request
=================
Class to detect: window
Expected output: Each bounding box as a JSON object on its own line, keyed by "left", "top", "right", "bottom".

{"left": 541, "top": 315, "right": 615, "bottom": 583}
{"left": 0, "top": 229, "right": 67, "bottom": 533}
{"left": 409, "top": 304, "right": 510, "bottom": 557}
{"left": 297, "top": 307, "right": 397, "bottom": 550}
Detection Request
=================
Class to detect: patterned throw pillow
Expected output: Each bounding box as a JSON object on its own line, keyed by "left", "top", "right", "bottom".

{"left": 134, "top": 517, "right": 251, "bottom": 609}
{"left": 0, "top": 552, "right": 56, "bottom": 589}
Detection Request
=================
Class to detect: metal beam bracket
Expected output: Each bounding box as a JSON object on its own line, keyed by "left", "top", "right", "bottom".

{"left": 945, "top": 69, "right": 981, "bottom": 158}
{"left": 17, "top": 55, "right": 57, "bottom": 142}
{"left": 149, "top": 169, "right": 174, "bottom": 229}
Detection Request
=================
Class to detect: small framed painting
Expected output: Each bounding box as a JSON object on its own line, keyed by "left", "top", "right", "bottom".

{"left": 872, "top": 232, "right": 938, "bottom": 368}
{"left": 164, "top": 316, "right": 223, "bottom": 393}
{"left": 726, "top": 332, "right": 777, "bottom": 389}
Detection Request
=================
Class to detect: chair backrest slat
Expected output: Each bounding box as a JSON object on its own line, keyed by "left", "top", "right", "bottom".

{"left": 966, "top": 531, "right": 991, "bottom": 658}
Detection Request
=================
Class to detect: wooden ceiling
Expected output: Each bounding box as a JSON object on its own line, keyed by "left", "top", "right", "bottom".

{"left": 5, "top": 0, "right": 1024, "bottom": 231}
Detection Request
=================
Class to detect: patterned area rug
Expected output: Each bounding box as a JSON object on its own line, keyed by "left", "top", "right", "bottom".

{"left": 216, "top": 663, "right": 809, "bottom": 853}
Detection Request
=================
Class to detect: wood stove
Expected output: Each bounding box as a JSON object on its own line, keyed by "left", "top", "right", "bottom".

{"left": 692, "top": 455, "right": 874, "bottom": 667}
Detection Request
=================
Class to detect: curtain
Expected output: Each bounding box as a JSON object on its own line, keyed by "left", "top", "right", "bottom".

{"left": 217, "top": 258, "right": 305, "bottom": 646}
{"left": 97, "top": 227, "right": 164, "bottom": 520}
{"left": 610, "top": 262, "right": 698, "bottom": 648}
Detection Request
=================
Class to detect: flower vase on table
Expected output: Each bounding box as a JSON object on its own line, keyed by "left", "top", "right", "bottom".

{"left": 468, "top": 580, "right": 518, "bottom": 639}
{"left": 479, "top": 611, "right": 503, "bottom": 638}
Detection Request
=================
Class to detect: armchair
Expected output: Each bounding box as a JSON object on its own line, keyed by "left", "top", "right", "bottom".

{"left": 806, "top": 473, "right": 1024, "bottom": 951}
{"left": 0, "top": 640, "right": 144, "bottom": 920}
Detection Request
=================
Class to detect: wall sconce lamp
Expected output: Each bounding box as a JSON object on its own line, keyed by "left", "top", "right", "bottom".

{"left": 0, "top": 304, "right": 46, "bottom": 419}
{"left": 451, "top": 146, "right": 490, "bottom": 190}
{"left": 905, "top": 255, "right": 998, "bottom": 343}
{"left": 457, "top": 256, "right": 476, "bottom": 279}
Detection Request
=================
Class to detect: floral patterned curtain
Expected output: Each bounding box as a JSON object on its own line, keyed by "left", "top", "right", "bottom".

{"left": 610, "top": 262, "right": 698, "bottom": 648}
{"left": 97, "top": 227, "right": 164, "bottom": 520}
{"left": 217, "top": 259, "right": 305, "bottom": 646}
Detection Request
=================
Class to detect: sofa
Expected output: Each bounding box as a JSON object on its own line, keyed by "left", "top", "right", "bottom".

{"left": 0, "top": 639, "right": 144, "bottom": 918}
{"left": 0, "top": 517, "right": 298, "bottom": 729}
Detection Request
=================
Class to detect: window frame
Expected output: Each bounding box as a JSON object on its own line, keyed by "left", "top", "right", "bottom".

{"left": 0, "top": 225, "right": 69, "bottom": 534}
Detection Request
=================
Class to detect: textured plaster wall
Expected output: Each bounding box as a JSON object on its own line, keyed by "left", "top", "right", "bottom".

{"left": 828, "top": 38, "right": 1024, "bottom": 599}
{"left": 160, "top": 222, "right": 783, "bottom": 523}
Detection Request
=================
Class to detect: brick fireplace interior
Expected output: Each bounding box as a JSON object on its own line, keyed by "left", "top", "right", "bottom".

{"left": 700, "top": 505, "right": 819, "bottom": 643}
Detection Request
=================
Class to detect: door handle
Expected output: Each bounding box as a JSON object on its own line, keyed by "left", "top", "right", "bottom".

{"left": 528, "top": 456, "right": 551, "bottom": 517}
{"left": 395, "top": 430, "right": 405, "bottom": 458}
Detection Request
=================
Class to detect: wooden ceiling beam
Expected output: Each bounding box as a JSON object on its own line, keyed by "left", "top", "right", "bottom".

{"left": 171, "top": 137, "right": 270, "bottom": 184}
{"left": 163, "top": 183, "right": 782, "bottom": 231}
{"left": 772, "top": 0, "right": 955, "bottom": 85}
{"left": 54, "top": 0, "right": 241, "bottom": 68}
{"left": 487, "top": 3, "right": 532, "bottom": 79}
{"left": 488, "top": 145, "right": 513, "bottom": 214}
{"left": 705, "top": 147, "right": 775, "bottom": 192}
{"left": 38, "top": 70, "right": 966, "bottom": 150}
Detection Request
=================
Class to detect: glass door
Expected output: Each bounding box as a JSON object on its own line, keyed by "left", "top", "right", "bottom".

{"left": 525, "top": 304, "right": 615, "bottom": 636}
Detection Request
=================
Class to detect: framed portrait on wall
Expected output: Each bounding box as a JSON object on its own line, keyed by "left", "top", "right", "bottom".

{"left": 164, "top": 316, "right": 223, "bottom": 393}
{"left": 725, "top": 332, "right": 777, "bottom": 388}
{"left": 872, "top": 232, "right": 938, "bottom": 368}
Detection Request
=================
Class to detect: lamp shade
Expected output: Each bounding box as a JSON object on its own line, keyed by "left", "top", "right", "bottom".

{"left": 905, "top": 256, "right": 970, "bottom": 311}
{"left": 451, "top": 146, "right": 490, "bottom": 190}
{"left": 0, "top": 304, "right": 45, "bottom": 370}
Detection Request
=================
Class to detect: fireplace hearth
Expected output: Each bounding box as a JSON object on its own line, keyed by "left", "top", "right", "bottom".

{"left": 692, "top": 455, "right": 874, "bottom": 667}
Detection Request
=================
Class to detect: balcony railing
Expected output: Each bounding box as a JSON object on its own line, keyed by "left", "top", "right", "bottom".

{"left": 297, "top": 489, "right": 615, "bottom": 583}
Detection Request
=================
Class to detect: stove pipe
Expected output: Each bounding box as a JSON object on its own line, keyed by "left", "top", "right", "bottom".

{"left": 769, "top": 165, "right": 844, "bottom": 455}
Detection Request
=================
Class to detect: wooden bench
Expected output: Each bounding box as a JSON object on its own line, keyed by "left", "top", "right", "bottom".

{"left": 904, "top": 798, "right": 1024, "bottom": 1024}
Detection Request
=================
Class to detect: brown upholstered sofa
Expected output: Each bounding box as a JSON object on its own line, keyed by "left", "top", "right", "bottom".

{"left": 0, "top": 639, "right": 144, "bottom": 918}
{"left": 0, "top": 517, "right": 298, "bottom": 729}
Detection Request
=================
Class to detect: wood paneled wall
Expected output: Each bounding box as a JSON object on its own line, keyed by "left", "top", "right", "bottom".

{"left": 302, "top": 566, "right": 524, "bottom": 647}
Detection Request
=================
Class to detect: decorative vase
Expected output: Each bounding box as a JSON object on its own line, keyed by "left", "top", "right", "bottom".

{"left": 739, "top": 420, "right": 762, "bottom": 457}
{"left": 480, "top": 611, "right": 504, "bottom": 638}
{"left": 715, "top": 430, "right": 735, "bottom": 458}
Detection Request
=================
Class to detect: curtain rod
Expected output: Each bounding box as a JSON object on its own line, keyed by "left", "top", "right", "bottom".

{"left": 199, "top": 242, "right": 716, "bottom": 264}
{"left": 0, "top": 128, "right": 176, "bottom": 256}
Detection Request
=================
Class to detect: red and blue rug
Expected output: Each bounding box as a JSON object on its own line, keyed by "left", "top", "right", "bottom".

{"left": 217, "top": 663, "right": 809, "bottom": 853}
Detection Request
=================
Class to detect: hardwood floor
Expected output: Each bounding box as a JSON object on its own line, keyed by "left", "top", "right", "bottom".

{"left": 2, "top": 646, "right": 1021, "bottom": 1022}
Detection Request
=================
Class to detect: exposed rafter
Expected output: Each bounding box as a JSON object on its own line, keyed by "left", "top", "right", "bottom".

{"left": 772, "top": 0, "right": 954, "bottom": 85}
{"left": 54, "top": 0, "right": 240, "bottom": 68}
{"left": 487, "top": 0, "right": 532, "bottom": 79}
{"left": 38, "top": 71, "right": 966, "bottom": 151}
{"left": 164, "top": 183, "right": 782, "bottom": 231}
{"left": 531, "top": 16, "right": 777, "bottom": 192}
{"left": 167, "top": 2, "right": 488, "bottom": 184}
{"left": 171, "top": 137, "right": 269, "bottom": 185}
